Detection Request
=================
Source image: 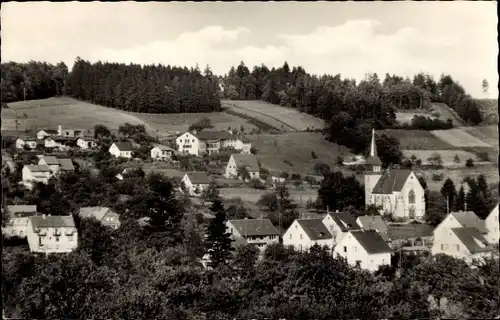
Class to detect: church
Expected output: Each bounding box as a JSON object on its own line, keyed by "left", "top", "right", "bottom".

{"left": 364, "top": 129, "right": 426, "bottom": 220}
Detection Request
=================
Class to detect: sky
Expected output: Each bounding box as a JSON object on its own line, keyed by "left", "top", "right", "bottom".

{"left": 2, "top": 2, "right": 498, "bottom": 98}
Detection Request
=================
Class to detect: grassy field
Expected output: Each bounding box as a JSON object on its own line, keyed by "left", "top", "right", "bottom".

{"left": 430, "top": 129, "right": 493, "bottom": 148}
{"left": 429, "top": 102, "right": 467, "bottom": 126}
{"left": 383, "top": 129, "right": 458, "bottom": 150}
{"left": 402, "top": 150, "right": 488, "bottom": 167}
{"left": 460, "top": 126, "right": 498, "bottom": 150}
{"left": 248, "top": 132, "right": 353, "bottom": 175}
{"left": 222, "top": 100, "right": 325, "bottom": 131}
{"left": 219, "top": 187, "right": 318, "bottom": 205}
{"left": 415, "top": 164, "right": 498, "bottom": 191}
{"left": 395, "top": 110, "right": 434, "bottom": 124}
{"left": 1, "top": 97, "right": 257, "bottom": 138}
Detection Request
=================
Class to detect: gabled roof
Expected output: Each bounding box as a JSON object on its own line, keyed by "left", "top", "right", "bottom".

{"left": 450, "top": 211, "right": 487, "bottom": 234}
{"left": 152, "top": 144, "right": 175, "bottom": 152}
{"left": 238, "top": 135, "right": 251, "bottom": 143}
{"left": 51, "top": 136, "right": 78, "bottom": 142}
{"left": 185, "top": 172, "right": 210, "bottom": 185}
{"left": 30, "top": 215, "right": 75, "bottom": 229}
{"left": 195, "top": 130, "right": 235, "bottom": 141}
{"left": 357, "top": 215, "right": 389, "bottom": 241}
{"left": 229, "top": 219, "right": 279, "bottom": 237}
{"left": 79, "top": 207, "right": 115, "bottom": 221}
{"left": 451, "top": 227, "right": 495, "bottom": 254}
{"left": 6, "top": 205, "right": 37, "bottom": 217}
{"left": 372, "top": 169, "right": 413, "bottom": 194}
{"left": 350, "top": 230, "right": 393, "bottom": 254}
{"left": 17, "top": 136, "right": 37, "bottom": 141}
{"left": 231, "top": 154, "right": 259, "bottom": 172}
{"left": 39, "top": 129, "right": 58, "bottom": 134}
{"left": 39, "top": 156, "right": 59, "bottom": 166}
{"left": 25, "top": 165, "right": 51, "bottom": 172}
{"left": 58, "top": 158, "right": 75, "bottom": 171}
{"left": 113, "top": 141, "right": 134, "bottom": 151}
{"left": 387, "top": 223, "right": 434, "bottom": 240}
{"left": 326, "top": 212, "right": 360, "bottom": 232}
{"left": 296, "top": 219, "right": 332, "bottom": 240}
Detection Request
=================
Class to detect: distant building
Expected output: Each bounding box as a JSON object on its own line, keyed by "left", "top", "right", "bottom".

{"left": 22, "top": 165, "right": 52, "bottom": 189}
{"left": 150, "top": 144, "right": 176, "bottom": 161}
{"left": 283, "top": 219, "right": 334, "bottom": 252}
{"left": 322, "top": 211, "right": 361, "bottom": 245}
{"left": 226, "top": 219, "right": 279, "bottom": 251}
{"left": 109, "top": 141, "right": 135, "bottom": 158}
{"left": 176, "top": 130, "right": 251, "bottom": 156}
{"left": 334, "top": 230, "right": 392, "bottom": 272}
{"left": 37, "top": 129, "right": 58, "bottom": 140}
{"left": 2, "top": 205, "right": 38, "bottom": 238}
{"left": 38, "top": 156, "right": 75, "bottom": 175}
{"left": 57, "top": 125, "right": 92, "bottom": 138}
{"left": 484, "top": 204, "right": 499, "bottom": 245}
{"left": 365, "top": 129, "right": 426, "bottom": 220}
{"left": 225, "top": 154, "right": 260, "bottom": 180}
{"left": 76, "top": 137, "right": 98, "bottom": 149}
{"left": 26, "top": 215, "right": 78, "bottom": 254}
{"left": 78, "top": 207, "right": 121, "bottom": 229}
{"left": 44, "top": 136, "right": 78, "bottom": 150}
{"left": 181, "top": 172, "right": 210, "bottom": 196}
{"left": 15, "top": 136, "right": 38, "bottom": 149}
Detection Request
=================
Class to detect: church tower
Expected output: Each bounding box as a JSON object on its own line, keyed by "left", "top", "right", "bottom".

{"left": 364, "top": 129, "right": 383, "bottom": 206}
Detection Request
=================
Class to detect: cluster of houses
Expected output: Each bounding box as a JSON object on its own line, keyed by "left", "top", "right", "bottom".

{"left": 2, "top": 205, "right": 121, "bottom": 254}
{"left": 16, "top": 125, "right": 97, "bottom": 151}
{"left": 21, "top": 155, "right": 75, "bottom": 189}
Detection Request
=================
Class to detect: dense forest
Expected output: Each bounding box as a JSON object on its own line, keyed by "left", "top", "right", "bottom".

{"left": 1, "top": 59, "right": 222, "bottom": 113}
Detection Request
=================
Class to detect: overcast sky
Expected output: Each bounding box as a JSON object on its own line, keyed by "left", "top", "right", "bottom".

{"left": 2, "top": 2, "right": 497, "bottom": 97}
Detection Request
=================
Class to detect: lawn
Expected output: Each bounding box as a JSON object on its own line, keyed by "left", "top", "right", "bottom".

{"left": 219, "top": 187, "right": 318, "bottom": 205}
{"left": 382, "top": 129, "right": 457, "bottom": 150}
{"left": 222, "top": 100, "right": 325, "bottom": 131}
{"left": 247, "top": 132, "right": 353, "bottom": 175}
{"left": 1, "top": 97, "right": 258, "bottom": 139}
{"left": 460, "top": 126, "right": 498, "bottom": 150}
{"left": 402, "top": 150, "right": 489, "bottom": 167}
{"left": 430, "top": 129, "right": 493, "bottom": 148}
{"left": 429, "top": 102, "right": 467, "bottom": 126}
{"left": 395, "top": 110, "right": 434, "bottom": 124}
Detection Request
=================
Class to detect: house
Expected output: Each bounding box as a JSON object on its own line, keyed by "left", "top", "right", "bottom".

{"left": 387, "top": 223, "right": 434, "bottom": 249}
{"left": 226, "top": 219, "right": 279, "bottom": 251}
{"left": 365, "top": 130, "right": 425, "bottom": 220}
{"left": 433, "top": 211, "right": 488, "bottom": 238}
{"left": 176, "top": 130, "right": 252, "bottom": 155}
{"left": 22, "top": 165, "right": 52, "bottom": 189}
{"left": 283, "top": 219, "right": 334, "bottom": 252}
{"left": 2, "top": 205, "right": 38, "bottom": 238}
{"left": 57, "top": 125, "right": 91, "bottom": 138}
{"left": 78, "top": 207, "right": 121, "bottom": 229}
{"left": 322, "top": 211, "right": 361, "bottom": 244}
{"left": 38, "top": 156, "right": 75, "bottom": 175}
{"left": 225, "top": 154, "right": 260, "bottom": 180}
{"left": 44, "top": 136, "right": 78, "bottom": 150}
{"left": 15, "top": 136, "right": 38, "bottom": 149}
{"left": 181, "top": 172, "right": 210, "bottom": 196}
{"left": 334, "top": 230, "right": 393, "bottom": 272}
{"left": 36, "top": 129, "right": 58, "bottom": 140}
{"left": 356, "top": 215, "right": 390, "bottom": 242}
{"left": 484, "top": 204, "right": 499, "bottom": 245}
{"left": 109, "top": 141, "right": 135, "bottom": 158}
{"left": 431, "top": 227, "right": 497, "bottom": 264}
{"left": 26, "top": 214, "right": 78, "bottom": 254}
{"left": 151, "top": 144, "right": 175, "bottom": 161}
{"left": 76, "top": 136, "right": 98, "bottom": 149}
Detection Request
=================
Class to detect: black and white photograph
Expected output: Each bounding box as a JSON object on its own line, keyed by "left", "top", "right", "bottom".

{"left": 1, "top": 1, "right": 499, "bottom": 319}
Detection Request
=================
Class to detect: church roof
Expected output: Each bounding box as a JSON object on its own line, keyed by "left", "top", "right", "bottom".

{"left": 372, "top": 169, "right": 412, "bottom": 194}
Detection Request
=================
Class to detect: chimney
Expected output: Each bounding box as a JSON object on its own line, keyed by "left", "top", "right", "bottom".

{"left": 58, "top": 125, "right": 62, "bottom": 136}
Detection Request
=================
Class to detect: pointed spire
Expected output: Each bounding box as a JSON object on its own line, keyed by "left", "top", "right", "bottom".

{"left": 370, "top": 129, "right": 378, "bottom": 158}
{"left": 365, "top": 128, "right": 382, "bottom": 169}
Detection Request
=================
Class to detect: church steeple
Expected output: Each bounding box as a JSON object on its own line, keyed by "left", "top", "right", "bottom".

{"left": 365, "top": 129, "right": 382, "bottom": 172}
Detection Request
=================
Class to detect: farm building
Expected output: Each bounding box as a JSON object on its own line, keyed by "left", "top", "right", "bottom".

{"left": 225, "top": 154, "right": 260, "bottom": 180}
{"left": 356, "top": 215, "right": 390, "bottom": 242}
{"left": 57, "top": 125, "right": 92, "bottom": 138}
{"left": 37, "top": 156, "right": 74, "bottom": 175}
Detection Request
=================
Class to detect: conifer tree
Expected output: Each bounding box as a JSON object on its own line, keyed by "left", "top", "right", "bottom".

{"left": 454, "top": 185, "right": 466, "bottom": 212}
{"left": 205, "top": 200, "right": 234, "bottom": 268}
{"left": 440, "top": 178, "right": 457, "bottom": 211}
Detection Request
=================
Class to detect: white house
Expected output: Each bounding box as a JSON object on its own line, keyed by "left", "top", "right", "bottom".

{"left": 322, "top": 211, "right": 361, "bottom": 245}
{"left": 2, "top": 205, "right": 38, "bottom": 238}
{"left": 225, "top": 154, "right": 260, "bottom": 180}
{"left": 151, "top": 144, "right": 175, "bottom": 161}
{"left": 181, "top": 172, "right": 210, "bottom": 196}
{"left": 15, "top": 136, "right": 38, "bottom": 149}
{"left": 109, "top": 141, "right": 135, "bottom": 158}
{"left": 283, "top": 219, "right": 334, "bottom": 252}
{"left": 356, "top": 215, "right": 390, "bottom": 242}
{"left": 44, "top": 136, "right": 77, "bottom": 150}
{"left": 484, "top": 204, "right": 499, "bottom": 245}
{"left": 36, "top": 129, "right": 58, "bottom": 140}
{"left": 26, "top": 214, "right": 78, "bottom": 254}
{"left": 365, "top": 130, "right": 425, "bottom": 220}
{"left": 334, "top": 230, "right": 392, "bottom": 272}
{"left": 22, "top": 165, "right": 53, "bottom": 189}
{"left": 176, "top": 130, "right": 252, "bottom": 156}
{"left": 433, "top": 211, "right": 488, "bottom": 240}
{"left": 38, "top": 156, "right": 75, "bottom": 175}
{"left": 57, "top": 125, "right": 91, "bottom": 138}
{"left": 226, "top": 219, "right": 279, "bottom": 251}
{"left": 78, "top": 207, "right": 121, "bottom": 229}
{"left": 176, "top": 131, "right": 200, "bottom": 155}
{"left": 222, "top": 135, "right": 252, "bottom": 154}
{"left": 76, "top": 137, "right": 98, "bottom": 149}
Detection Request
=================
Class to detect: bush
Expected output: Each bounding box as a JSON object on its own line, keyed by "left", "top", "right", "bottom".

{"left": 415, "top": 159, "right": 422, "bottom": 166}
{"left": 311, "top": 151, "right": 317, "bottom": 159}
{"left": 401, "top": 159, "right": 413, "bottom": 169}
{"left": 250, "top": 147, "right": 257, "bottom": 154}
{"left": 432, "top": 173, "right": 444, "bottom": 182}
{"left": 476, "top": 151, "right": 490, "bottom": 162}
{"left": 408, "top": 115, "right": 453, "bottom": 130}
{"left": 454, "top": 154, "right": 460, "bottom": 163}
{"left": 280, "top": 171, "right": 289, "bottom": 179}
{"left": 466, "top": 158, "right": 474, "bottom": 167}
{"left": 249, "top": 178, "right": 266, "bottom": 190}
{"left": 290, "top": 173, "right": 301, "bottom": 181}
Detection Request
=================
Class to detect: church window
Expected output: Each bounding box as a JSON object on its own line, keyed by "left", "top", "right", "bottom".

{"left": 409, "top": 190, "right": 415, "bottom": 204}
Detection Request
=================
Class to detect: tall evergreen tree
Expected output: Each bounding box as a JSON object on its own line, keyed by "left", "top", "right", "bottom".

{"left": 454, "top": 185, "right": 466, "bottom": 212}
{"left": 440, "top": 178, "right": 457, "bottom": 212}
{"left": 205, "top": 200, "right": 234, "bottom": 268}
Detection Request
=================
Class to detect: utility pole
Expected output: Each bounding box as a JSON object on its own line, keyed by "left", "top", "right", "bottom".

{"left": 23, "top": 86, "right": 26, "bottom": 101}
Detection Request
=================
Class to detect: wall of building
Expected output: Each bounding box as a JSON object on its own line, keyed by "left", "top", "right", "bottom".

{"left": 283, "top": 220, "right": 334, "bottom": 252}
{"left": 176, "top": 133, "right": 199, "bottom": 155}
{"left": 26, "top": 222, "right": 78, "bottom": 253}
{"left": 334, "top": 233, "right": 390, "bottom": 272}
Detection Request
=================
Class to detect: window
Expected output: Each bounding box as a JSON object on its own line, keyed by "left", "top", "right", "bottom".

{"left": 354, "top": 246, "right": 357, "bottom": 253}
{"left": 455, "top": 244, "right": 460, "bottom": 251}
{"left": 68, "top": 236, "right": 73, "bottom": 241}
{"left": 343, "top": 246, "right": 347, "bottom": 252}
{"left": 409, "top": 189, "right": 415, "bottom": 204}
{"left": 180, "top": 139, "right": 183, "bottom": 143}
{"left": 300, "top": 234, "right": 303, "bottom": 240}
{"left": 289, "top": 234, "right": 292, "bottom": 239}
{"left": 55, "top": 236, "right": 59, "bottom": 242}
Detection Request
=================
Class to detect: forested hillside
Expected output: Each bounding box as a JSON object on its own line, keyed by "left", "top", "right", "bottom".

{"left": 1, "top": 58, "right": 222, "bottom": 113}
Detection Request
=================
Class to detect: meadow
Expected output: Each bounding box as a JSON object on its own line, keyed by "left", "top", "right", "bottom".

{"left": 430, "top": 129, "right": 493, "bottom": 148}
{"left": 414, "top": 164, "right": 499, "bottom": 191}
{"left": 402, "top": 150, "right": 487, "bottom": 167}
{"left": 429, "top": 102, "right": 467, "bottom": 126}
{"left": 460, "top": 126, "right": 498, "bottom": 150}
{"left": 219, "top": 187, "right": 318, "bottom": 205}
{"left": 222, "top": 100, "right": 325, "bottom": 131}
{"left": 395, "top": 110, "right": 434, "bottom": 124}
{"left": 382, "top": 129, "right": 457, "bottom": 150}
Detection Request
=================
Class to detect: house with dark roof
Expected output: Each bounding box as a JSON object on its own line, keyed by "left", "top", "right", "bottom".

{"left": 15, "top": 136, "right": 38, "bottom": 150}
{"left": 26, "top": 214, "right": 78, "bottom": 253}
{"left": 109, "top": 141, "right": 136, "bottom": 158}
{"left": 2, "top": 205, "right": 38, "bottom": 238}
{"left": 22, "top": 165, "right": 53, "bottom": 189}
{"left": 322, "top": 211, "right": 361, "bottom": 244}
{"left": 356, "top": 215, "right": 390, "bottom": 242}
{"left": 283, "top": 219, "right": 334, "bottom": 252}
{"left": 181, "top": 172, "right": 211, "bottom": 196}
{"left": 38, "top": 156, "right": 75, "bottom": 175}
{"left": 226, "top": 218, "right": 279, "bottom": 250}
{"left": 78, "top": 207, "right": 121, "bottom": 229}
{"left": 386, "top": 223, "right": 434, "bottom": 249}
{"left": 150, "top": 144, "right": 176, "bottom": 161}
{"left": 334, "top": 230, "right": 393, "bottom": 272}
{"left": 225, "top": 154, "right": 260, "bottom": 180}
{"left": 37, "top": 129, "right": 59, "bottom": 140}
{"left": 175, "top": 130, "right": 252, "bottom": 156}
{"left": 365, "top": 130, "right": 426, "bottom": 221}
